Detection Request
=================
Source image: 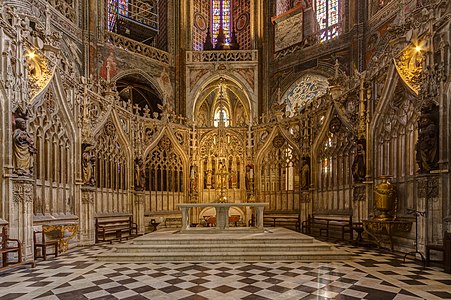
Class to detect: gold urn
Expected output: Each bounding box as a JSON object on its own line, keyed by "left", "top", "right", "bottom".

{"left": 373, "top": 175, "right": 397, "bottom": 220}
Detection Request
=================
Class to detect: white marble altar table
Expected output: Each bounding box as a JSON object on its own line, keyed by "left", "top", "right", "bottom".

{"left": 177, "top": 203, "right": 268, "bottom": 233}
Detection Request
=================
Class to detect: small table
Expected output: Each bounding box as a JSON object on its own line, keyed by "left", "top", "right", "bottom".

{"left": 150, "top": 220, "right": 160, "bottom": 232}
{"left": 363, "top": 219, "right": 412, "bottom": 251}
{"left": 42, "top": 223, "right": 78, "bottom": 253}
{"left": 352, "top": 223, "right": 365, "bottom": 245}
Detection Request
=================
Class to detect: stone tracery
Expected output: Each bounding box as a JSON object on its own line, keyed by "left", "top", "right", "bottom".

{"left": 0, "top": 0, "right": 449, "bottom": 262}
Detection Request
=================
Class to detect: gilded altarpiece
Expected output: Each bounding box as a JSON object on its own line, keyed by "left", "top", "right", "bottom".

{"left": 198, "top": 130, "right": 246, "bottom": 207}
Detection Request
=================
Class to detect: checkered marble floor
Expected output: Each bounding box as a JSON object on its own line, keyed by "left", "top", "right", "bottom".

{"left": 1, "top": 241, "right": 450, "bottom": 300}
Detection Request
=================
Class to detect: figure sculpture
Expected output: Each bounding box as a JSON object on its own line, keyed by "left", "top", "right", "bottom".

{"left": 82, "top": 144, "right": 96, "bottom": 186}
{"left": 300, "top": 157, "right": 310, "bottom": 190}
{"left": 245, "top": 164, "right": 254, "bottom": 190}
{"left": 416, "top": 105, "right": 439, "bottom": 173}
{"left": 13, "top": 118, "right": 37, "bottom": 176}
{"left": 190, "top": 164, "right": 198, "bottom": 194}
{"left": 134, "top": 157, "right": 146, "bottom": 191}
{"left": 352, "top": 139, "right": 366, "bottom": 183}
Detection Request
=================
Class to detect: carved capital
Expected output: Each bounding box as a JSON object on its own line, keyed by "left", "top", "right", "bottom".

{"left": 81, "top": 186, "right": 95, "bottom": 204}
{"left": 417, "top": 175, "right": 439, "bottom": 198}
{"left": 134, "top": 193, "right": 145, "bottom": 205}
{"left": 12, "top": 179, "right": 33, "bottom": 204}
{"left": 81, "top": 192, "right": 94, "bottom": 205}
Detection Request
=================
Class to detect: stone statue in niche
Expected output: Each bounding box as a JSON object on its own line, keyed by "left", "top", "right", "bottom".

{"left": 13, "top": 118, "right": 37, "bottom": 176}
{"left": 416, "top": 104, "right": 439, "bottom": 173}
{"left": 245, "top": 164, "right": 254, "bottom": 190}
{"left": 352, "top": 138, "right": 366, "bottom": 183}
{"left": 134, "top": 157, "right": 146, "bottom": 191}
{"left": 190, "top": 163, "right": 198, "bottom": 194}
{"left": 205, "top": 170, "right": 212, "bottom": 189}
{"left": 300, "top": 156, "right": 310, "bottom": 190}
{"left": 82, "top": 143, "right": 96, "bottom": 186}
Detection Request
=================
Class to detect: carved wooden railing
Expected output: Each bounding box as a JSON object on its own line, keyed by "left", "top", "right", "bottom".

{"left": 186, "top": 50, "right": 258, "bottom": 63}
{"left": 106, "top": 32, "right": 171, "bottom": 65}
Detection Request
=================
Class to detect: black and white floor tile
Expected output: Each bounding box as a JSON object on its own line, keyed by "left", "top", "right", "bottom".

{"left": 1, "top": 242, "right": 450, "bottom": 299}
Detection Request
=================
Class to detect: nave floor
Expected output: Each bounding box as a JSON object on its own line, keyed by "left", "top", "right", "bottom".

{"left": 0, "top": 241, "right": 450, "bottom": 300}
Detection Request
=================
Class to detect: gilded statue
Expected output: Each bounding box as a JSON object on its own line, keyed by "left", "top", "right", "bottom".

{"left": 13, "top": 118, "right": 37, "bottom": 176}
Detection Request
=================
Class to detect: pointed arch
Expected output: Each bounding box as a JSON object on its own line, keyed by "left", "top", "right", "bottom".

{"left": 255, "top": 125, "right": 302, "bottom": 212}
{"left": 112, "top": 69, "right": 165, "bottom": 104}
{"left": 142, "top": 126, "right": 189, "bottom": 213}
{"left": 312, "top": 104, "right": 356, "bottom": 213}
{"left": 189, "top": 73, "right": 255, "bottom": 123}
{"left": 93, "top": 112, "right": 131, "bottom": 214}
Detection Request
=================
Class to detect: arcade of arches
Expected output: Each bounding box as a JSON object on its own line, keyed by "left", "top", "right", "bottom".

{"left": 0, "top": 0, "right": 450, "bottom": 267}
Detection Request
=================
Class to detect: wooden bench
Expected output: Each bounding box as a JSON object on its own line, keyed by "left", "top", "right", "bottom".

{"left": 1, "top": 222, "right": 23, "bottom": 271}
{"left": 95, "top": 215, "right": 138, "bottom": 244}
{"left": 302, "top": 214, "right": 353, "bottom": 240}
{"left": 263, "top": 213, "right": 300, "bottom": 232}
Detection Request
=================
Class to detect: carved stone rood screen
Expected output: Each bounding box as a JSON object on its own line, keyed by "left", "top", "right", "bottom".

{"left": 177, "top": 203, "right": 268, "bottom": 233}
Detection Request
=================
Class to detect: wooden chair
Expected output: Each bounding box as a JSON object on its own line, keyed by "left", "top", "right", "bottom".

{"left": 1, "top": 225, "right": 23, "bottom": 269}
{"left": 33, "top": 230, "right": 58, "bottom": 261}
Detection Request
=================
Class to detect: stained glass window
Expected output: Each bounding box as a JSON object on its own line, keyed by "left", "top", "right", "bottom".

{"left": 214, "top": 108, "right": 229, "bottom": 127}
{"left": 212, "top": 0, "right": 231, "bottom": 45}
{"left": 107, "top": 0, "right": 128, "bottom": 31}
{"left": 315, "top": 0, "right": 339, "bottom": 42}
{"left": 282, "top": 74, "right": 329, "bottom": 116}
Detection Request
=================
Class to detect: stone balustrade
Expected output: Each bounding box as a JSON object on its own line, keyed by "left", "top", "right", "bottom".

{"left": 186, "top": 50, "right": 258, "bottom": 63}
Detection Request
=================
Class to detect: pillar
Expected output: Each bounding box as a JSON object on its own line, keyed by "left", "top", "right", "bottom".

{"left": 133, "top": 191, "right": 145, "bottom": 234}
{"left": 80, "top": 186, "right": 95, "bottom": 245}
{"left": 11, "top": 177, "right": 34, "bottom": 261}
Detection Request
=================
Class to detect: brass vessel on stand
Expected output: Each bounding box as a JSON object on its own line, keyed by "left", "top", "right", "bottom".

{"left": 373, "top": 175, "right": 397, "bottom": 220}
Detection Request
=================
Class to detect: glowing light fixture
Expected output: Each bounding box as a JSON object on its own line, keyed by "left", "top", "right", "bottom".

{"left": 415, "top": 45, "right": 422, "bottom": 52}
{"left": 27, "top": 51, "right": 36, "bottom": 59}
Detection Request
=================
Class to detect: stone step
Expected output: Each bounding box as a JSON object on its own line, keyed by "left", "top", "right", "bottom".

{"left": 96, "top": 228, "right": 351, "bottom": 263}
{"left": 132, "top": 229, "right": 315, "bottom": 245}
{"left": 97, "top": 250, "right": 351, "bottom": 263}
{"left": 112, "top": 242, "right": 334, "bottom": 253}
{"left": 132, "top": 237, "right": 315, "bottom": 245}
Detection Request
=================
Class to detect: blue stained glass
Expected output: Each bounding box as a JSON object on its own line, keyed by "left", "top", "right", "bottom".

{"left": 315, "top": 0, "right": 339, "bottom": 41}
{"left": 212, "top": 0, "right": 231, "bottom": 45}
{"left": 107, "top": 0, "right": 128, "bottom": 31}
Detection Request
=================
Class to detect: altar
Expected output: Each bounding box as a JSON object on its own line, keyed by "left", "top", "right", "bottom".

{"left": 363, "top": 219, "right": 412, "bottom": 251}
{"left": 177, "top": 203, "right": 268, "bottom": 233}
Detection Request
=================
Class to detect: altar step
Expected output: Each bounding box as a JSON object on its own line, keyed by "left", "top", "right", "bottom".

{"left": 97, "top": 227, "right": 352, "bottom": 263}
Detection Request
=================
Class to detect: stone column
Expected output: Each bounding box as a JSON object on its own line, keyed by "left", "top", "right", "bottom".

{"left": 133, "top": 191, "right": 145, "bottom": 234}
{"left": 215, "top": 206, "right": 230, "bottom": 230}
{"left": 80, "top": 186, "right": 95, "bottom": 245}
{"left": 416, "top": 174, "right": 440, "bottom": 257}
{"left": 11, "top": 177, "right": 34, "bottom": 261}
{"left": 254, "top": 206, "right": 264, "bottom": 230}
{"left": 179, "top": 207, "right": 190, "bottom": 232}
